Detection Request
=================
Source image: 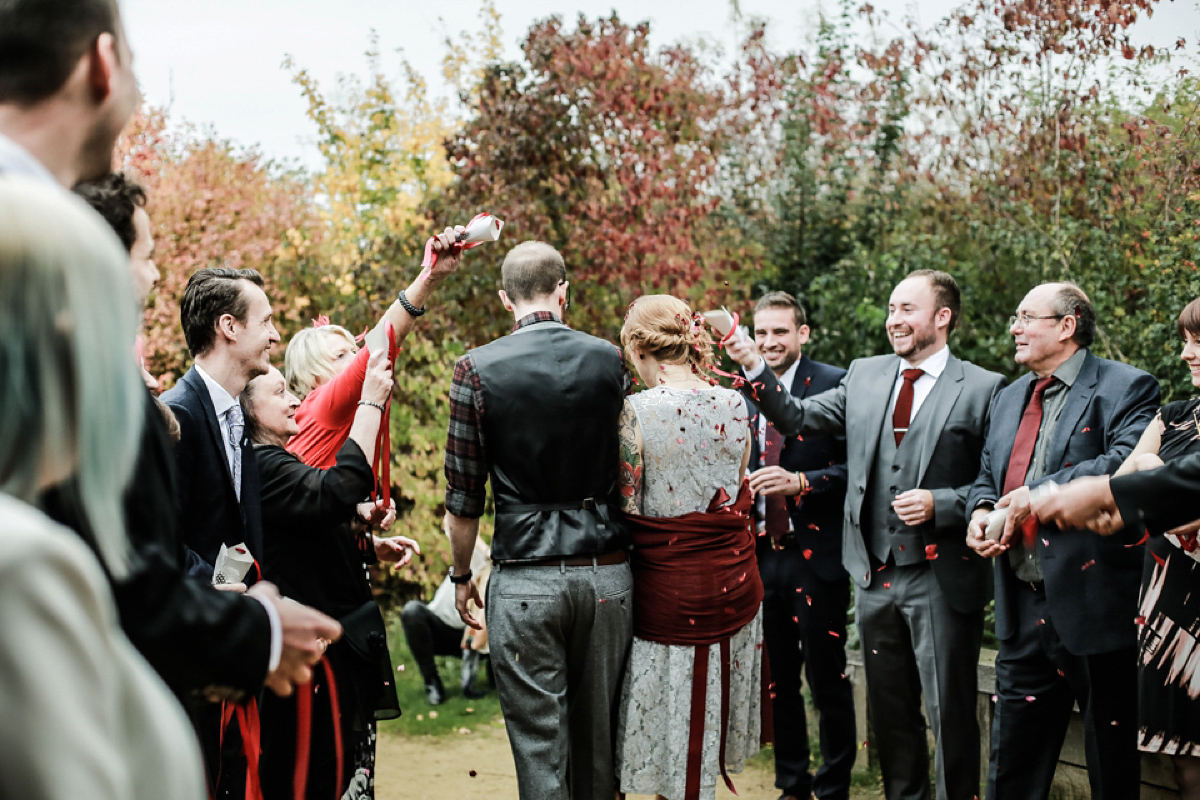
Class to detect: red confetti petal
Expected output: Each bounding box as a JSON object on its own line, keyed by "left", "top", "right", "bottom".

{"left": 1135, "top": 615, "right": 1147, "bottom": 625}
{"left": 828, "top": 630, "right": 840, "bottom": 638}
{"left": 883, "top": 582, "right": 892, "bottom": 589}
{"left": 925, "top": 544, "right": 938, "bottom": 560}
{"left": 1025, "top": 695, "right": 1036, "bottom": 702}
{"left": 1081, "top": 559, "right": 1096, "bottom": 571}
{"left": 802, "top": 549, "right": 813, "bottom": 559}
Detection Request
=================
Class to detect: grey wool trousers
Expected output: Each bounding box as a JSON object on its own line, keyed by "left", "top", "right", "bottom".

{"left": 486, "top": 560, "right": 634, "bottom": 800}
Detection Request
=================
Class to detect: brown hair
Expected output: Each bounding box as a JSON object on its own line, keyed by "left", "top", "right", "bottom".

{"left": 905, "top": 269, "right": 961, "bottom": 333}
{"left": 0, "top": 0, "right": 122, "bottom": 104}
{"left": 621, "top": 294, "right": 716, "bottom": 377}
{"left": 1178, "top": 297, "right": 1200, "bottom": 340}
{"left": 754, "top": 291, "right": 807, "bottom": 328}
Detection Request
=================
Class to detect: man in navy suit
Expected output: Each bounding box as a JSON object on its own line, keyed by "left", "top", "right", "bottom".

{"left": 161, "top": 267, "right": 284, "bottom": 798}
{"left": 745, "top": 292, "right": 854, "bottom": 800}
{"left": 966, "top": 282, "right": 1159, "bottom": 800}
{"left": 163, "top": 267, "right": 279, "bottom": 577}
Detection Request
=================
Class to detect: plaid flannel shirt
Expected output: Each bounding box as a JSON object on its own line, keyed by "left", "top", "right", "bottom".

{"left": 443, "top": 311, "right": 628, "bottom": 518}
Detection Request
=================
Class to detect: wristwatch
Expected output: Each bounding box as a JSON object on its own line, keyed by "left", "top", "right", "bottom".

{"left": 448, "top": 566, "right": 473, "bottom": 585}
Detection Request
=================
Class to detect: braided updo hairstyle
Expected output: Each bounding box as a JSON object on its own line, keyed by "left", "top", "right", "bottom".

{"left": 621, "top": 294, "right": 718, "bottom": 379}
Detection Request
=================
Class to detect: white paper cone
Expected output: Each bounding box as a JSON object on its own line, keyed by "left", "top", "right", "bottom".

{"left": 457, "top": 214, "right": 504, "bottom": 245}
{"left": 213, "top": 542, "right": 254, "bottom": 585}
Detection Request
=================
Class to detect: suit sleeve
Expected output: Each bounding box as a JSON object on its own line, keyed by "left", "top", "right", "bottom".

{"left": 1033, "top": 371, "right": 1160, "bottom": 487}
{"left": 161, "top": 399, "right": 214, "bottom": 578}
{"left": 744, "top": 362, "right": 849, "bottom": 438}
{"left": 966, "top": 387, "right": 1006, "bottom": 513}
{"left": 1112, "top": 453, "right": 1200, "bottom": 534}
{"left": 931, "top": 372, "right": 1006, "bottom": 530}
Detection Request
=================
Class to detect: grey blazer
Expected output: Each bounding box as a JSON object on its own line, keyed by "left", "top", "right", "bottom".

{"left": 748, "top": 352, "right": 1006, "bottom": 613}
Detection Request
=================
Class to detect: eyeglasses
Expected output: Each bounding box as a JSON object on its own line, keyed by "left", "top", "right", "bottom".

{"left": 1008, "top": 313, "right": 1065, "bottom": 328}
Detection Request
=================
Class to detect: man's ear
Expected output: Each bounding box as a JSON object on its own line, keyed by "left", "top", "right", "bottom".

{"left": 86, "top": 33, "right": 120, "bottom": 102}
{"left": 217, "top": 313, "right": 238, "bottom": 343}
{"left": 1059, "top": 313, "right": 1078, "bottom": 343}
{"left": 498, "top": 290, "right": 514, "bottom": 312}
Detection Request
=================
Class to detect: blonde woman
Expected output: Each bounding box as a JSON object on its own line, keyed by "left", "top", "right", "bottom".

{"left": 284, "top": 231, "right": 464, "bottom": 469}
{"left": 0, "top": 178, "right": 205, "bottom": 800}
{"left": 615, "top": 294, "right": 763, "bottom": 800}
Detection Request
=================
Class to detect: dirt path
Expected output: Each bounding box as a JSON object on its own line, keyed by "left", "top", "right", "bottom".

{"left": 375, "top": 726, "right": 786, "bottom": 799}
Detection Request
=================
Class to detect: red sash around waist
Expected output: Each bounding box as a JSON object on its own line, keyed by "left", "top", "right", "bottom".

{"left": 624, "top": 481, "right": 763, "bottom": 645}
{"left": 624, "top": 480, "right": 765, "bottom": 799}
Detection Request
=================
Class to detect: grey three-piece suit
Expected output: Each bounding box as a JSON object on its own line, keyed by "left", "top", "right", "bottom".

{"left": 747, "top": 351, "right": 1005, "bottom": 800}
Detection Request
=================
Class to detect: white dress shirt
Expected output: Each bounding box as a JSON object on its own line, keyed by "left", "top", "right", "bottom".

{"left": 887, "top": 344, "right": 950, "bottom": 422}
{"left": 0, "top": 132, "right": 58, "bottom": 185}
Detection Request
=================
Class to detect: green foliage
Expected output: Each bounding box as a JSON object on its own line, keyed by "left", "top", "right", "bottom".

{"left": 379, "top": 613, "right": 503, "bottom": 736}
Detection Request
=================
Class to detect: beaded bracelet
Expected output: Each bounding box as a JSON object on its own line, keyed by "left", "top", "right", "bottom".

{"left": 397, "top": 288, "right": 426, "bottom": 317}
{"left": 358, "top": 400, "right": 386, "bottom": 413}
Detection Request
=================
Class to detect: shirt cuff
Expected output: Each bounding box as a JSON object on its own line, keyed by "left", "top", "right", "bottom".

{"left": 250, "top": 592, "right": 283, "bottom": 673}
{"left": 445, "top": 487, "right": 486, "bottom": 519}
{"left": 743, "top": 358, "right": 767, "bottom": 381}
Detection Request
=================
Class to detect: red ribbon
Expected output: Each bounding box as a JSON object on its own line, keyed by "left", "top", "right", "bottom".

{"left": 371, "top": 323, "right": 396, "bottom": 507}
{"left": 292, "top": 659, "right": 343, "bottom": 800}
{"left": 218, "top": 699, "right": 263, "bottom": 800}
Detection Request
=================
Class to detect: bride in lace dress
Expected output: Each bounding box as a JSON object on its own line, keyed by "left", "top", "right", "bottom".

{"left": 615, "top": 294, "right": 764, "bottom": 800}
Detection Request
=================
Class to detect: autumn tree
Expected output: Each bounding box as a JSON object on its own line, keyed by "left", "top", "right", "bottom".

{"left": 437, "top": 13, "right": 764, "bottom": 344}
{"left": 115, "top": 108, "right": 317, "bottom": 385}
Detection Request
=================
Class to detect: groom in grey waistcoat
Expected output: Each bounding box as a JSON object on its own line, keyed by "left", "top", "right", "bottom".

{"left": 443, "top": 241, "right": 632, "bottom": 800}
{"left": 727, "top": 270, "right": 1005, "bottom": 800}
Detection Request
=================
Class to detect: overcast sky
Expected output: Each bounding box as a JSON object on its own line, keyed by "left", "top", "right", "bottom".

{"left": 122, "top": 0, "right": 1200, "bottom": 171}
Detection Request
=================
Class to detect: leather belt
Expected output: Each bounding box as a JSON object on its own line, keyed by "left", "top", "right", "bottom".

{"left": 515, "top": 551, "right": 628, "bottom": 568}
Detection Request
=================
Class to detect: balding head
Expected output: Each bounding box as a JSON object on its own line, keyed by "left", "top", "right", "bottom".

{"left": 501, "top": 241, "right": 566, "bottom": 304}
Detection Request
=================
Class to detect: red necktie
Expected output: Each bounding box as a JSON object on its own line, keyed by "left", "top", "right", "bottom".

{"left": 762, "top": 424, "right": 790, "bottom": 542}
{"left": 1002, "top": 376, "right": 1055, "bottom": 546}
{"left": 892, "top": 368, "right": 924, "bottom": 445}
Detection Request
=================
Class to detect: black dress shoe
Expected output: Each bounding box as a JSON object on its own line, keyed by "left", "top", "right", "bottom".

{"left": 425, "top": 677, "right": 446, "bottom": 705}
{"left": 462, "top": 682, "right": 489, "bottom": 699}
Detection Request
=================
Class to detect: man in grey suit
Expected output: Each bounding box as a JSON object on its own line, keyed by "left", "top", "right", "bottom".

{"left": 966, "top": 282, "right": 1158, "bottom": 800}
{"left": 727, "top": 270, "right": 1005, "bottom": 800}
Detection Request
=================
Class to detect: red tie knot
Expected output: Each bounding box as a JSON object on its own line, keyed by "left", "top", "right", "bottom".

{"left": 1032, "top": 376, "right": 1054, "bottom": 396}
{"left": 902, "top": 368, "right": 924, "bottom": 383}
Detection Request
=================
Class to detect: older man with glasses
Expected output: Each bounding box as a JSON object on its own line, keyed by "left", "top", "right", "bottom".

{"left": 966, "top": 281, "right": 1159, "bottom": 800}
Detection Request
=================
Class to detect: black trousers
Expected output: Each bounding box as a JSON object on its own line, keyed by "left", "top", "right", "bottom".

{"left": 760, "top": 547, "right": 857, "bottom": 800}
{"left": 988, "top": 580, "right": 1139, "bottom": 800}
{"left": 399, "top": 600, "right": 465, "bottom": 684}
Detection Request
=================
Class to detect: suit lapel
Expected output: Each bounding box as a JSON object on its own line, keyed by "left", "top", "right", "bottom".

{"left": 792, "top": 356, "right": 815, "bottom": 401}
{"left": 991, "top": 373, "right": 1033, "bottom": 489}
{"left": 182, "top": 367, "right": 239, "bottom": 496}
{"left": 913, "top": 355, "right": 964, "bottom": 485}
{"left": 1046, "top": 351, "right": 1099, "bottom": 472}
{"left": 859, "top": 356, "right": 897, "bottom": 471}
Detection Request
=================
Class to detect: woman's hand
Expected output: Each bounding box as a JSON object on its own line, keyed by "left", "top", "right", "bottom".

{"left": 428, "top": 225, "right": 467, "bottom": 281}
{"left": 357, "top": 498, "right": 397, "bottom": 531}
{"left": 360, "top": 346, "right": 394, "bottom": 407}
{"left": 374, "top": 535, "right": 420, "bottom": 567}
